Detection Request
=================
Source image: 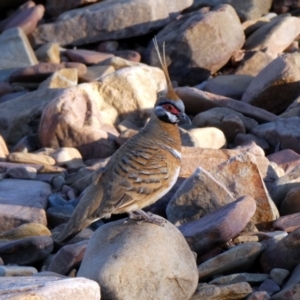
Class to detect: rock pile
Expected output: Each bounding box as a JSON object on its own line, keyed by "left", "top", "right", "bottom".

{"left": 1, "top": 0, "right": 300, "bottom": 299}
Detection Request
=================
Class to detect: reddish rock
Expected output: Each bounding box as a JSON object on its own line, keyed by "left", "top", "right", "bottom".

{"left": 179, "top": 196, "right": 256, "bottom": 256}
{"left": 267, "top": 149, "right": 300, "bottom": 173}
{"left": 66, "top": 49, "right": 114, "bottom": 65}
{"left": 273, "top": 213, "right": 300, "bottom": 233}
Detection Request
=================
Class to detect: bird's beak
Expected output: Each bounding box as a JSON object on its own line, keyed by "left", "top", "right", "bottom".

{"left": 179, "top": 112, "right": 191, "bottom": 125}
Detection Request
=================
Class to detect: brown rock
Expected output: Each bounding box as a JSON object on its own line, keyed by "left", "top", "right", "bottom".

{"left": 145, "top": 5, "right": 245, "bottom": 85}
{"left": 7, "top": 152, "right": 55, "bottom": 165}
{"left": 179, "top": 196, "right": 256, "bottom": 255}
{"left": 246, "top": 291, "right": 270, "bottom": 300}
{"left": 9, "top": 62, "right": 87, "bottom": 83}
{"left": 260, "top": 227, "right": 300, "bottom": 273}
{"left": 3, "top": 4, "right": 45, "bottom": 35}
{"left": 267, "top": 149, "right": 300, "bottom": 173}
{"left": 273, "top": 213, "right": 300, "bottom": 233}
{"left": 242, "top": 53, "right": 300, "bottom": 114}
{"left": 35, "top": 42, "right": 60, "bottom": 64}
{"left": 66, "top": 49, "right": 114, "bottom": 65}
{"left": 167, "top": 167, "right": 235, "bottom": 225}
{"left": 0, "top": 135, "right": 9, "bottom": 160}
{"left": 80, "top": 65, "right": 115, "bottom": 82}
{"left": 175, "top": 87, "right": 278, "bottom": 123}
{"left": 30, "top": 0, "right": 193, "bottom": 47}
{"left": 209, "top": 273, "right": 269, "bottom": 285}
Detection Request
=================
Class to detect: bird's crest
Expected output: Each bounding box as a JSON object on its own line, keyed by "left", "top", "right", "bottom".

{"left": 153, "top": 37, "right": 180, "bottom": 101}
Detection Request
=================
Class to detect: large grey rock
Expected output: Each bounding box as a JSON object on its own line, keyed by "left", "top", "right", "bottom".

{"left": 78, "top": 217, "right": 198, "bottom": 300}
{"left": 242, "top": 53, "right": 300, "bottom": 114}
{"left": 145, "top": 4, "right": 244, "bottom": 85}
{"left": 0, "top": 276, "right": 100, "bottom": 300}
{"left": 0, "top": 179, "right": 51, "bottom": 231}
{"left": 0, "top": 27, "right": 37, "bottom": 69}
{"left": 30, "top": 0, "right": 193, "bottom": 47}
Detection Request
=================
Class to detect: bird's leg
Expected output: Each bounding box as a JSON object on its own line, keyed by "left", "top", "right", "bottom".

{"left": 128, "top": 210, "right": 166, "bottom": 226}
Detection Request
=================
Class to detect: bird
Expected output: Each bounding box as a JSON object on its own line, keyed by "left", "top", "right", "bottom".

{"left": 55, "top": 38, "right": 190, "bottom": 244}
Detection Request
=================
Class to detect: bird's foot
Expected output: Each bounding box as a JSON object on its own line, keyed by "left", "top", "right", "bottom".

{"left": 128, "top": 210, "right": 166, "bottom": 226}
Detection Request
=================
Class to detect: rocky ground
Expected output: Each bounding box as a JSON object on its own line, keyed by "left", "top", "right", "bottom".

{"left": 1, "top": 0, "right": 300, "bottom": 299}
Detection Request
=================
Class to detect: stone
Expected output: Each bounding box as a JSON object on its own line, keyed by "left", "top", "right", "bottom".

{"left": 280, "top": 187, "right": 300, "bottom": 215}
{"left": 0, "top": 179, "right": 51, "bottom": 231}
{"left": 0, "top": 82, "right": 14, "bottom": 97}
{"left": 81, "top": 65, "right": 115, "bottom": 82}
{"left": 145, "top": 5, "right": 244, "bottom": 85}
{"left": 49, "top": 147, "right": 84, "bottom": 169}
{"left": 179, "top": 196, "right": 256, "bottom": 255}
{"left": 97, "top": 56, "right": 141, "bottom": 70}
{"left": 47, "top": 206, "right": 74, "bottom": 228}
{"left": 0, "top": 135, "right": 9, "bottom": 160}
{"left": 209, "top": 273, "right": 269, "bottom": 285}
{"left": 35, "top": 42, "right": 60, "bottom": 64}
{"left": 271, "top": 263, "right": 300, "bottom": 299}
{"left": 0, "top": 236, "right": 53, "bottom": 265}
{"left": 0, "top": 88, "right": 63, "bottom": 146}
{"left": 260, "top": 227, "right": 300, "bottom": 273}
{"left": 113, "top": 50, "right": 141, "bottom": 62}
{"left": 244, "top": 16, "right": 300, "bottom": 58}
{"left": 259, "top": 279, "right": 280, "bottom": 296}
{"left": 167, "top": 167, "right": 235, "bottom": 225}
{"left": 270, "top": 268, "right": 290, "bottom": 286}
{"left": 97, "top": 40, "right": 119, "bottom": 52}
{"left": 204, "top": 74, "right": 253, "bottom": 99}
{"left": 187, "top": 0, "right": 272, "bottom": 21}
{"left": 180, "top": 127, "right": 227, "bottom": 148}
{"left": 48, "top": 241, "right": 88, "bottom": 275}
{"left": 253, "top": 117, "right": 300, "bottom": 155}
{"left": 192, "top": 107, "right": 258, "bottom": 142}
{"left": 233, "top": 133, "right": 269, "bottom": 152}
{"left": 6, "top": 165, "right": 37, "bottom": 179}
{"left": 7, "top": 152, "right": 56, "bottom": 165}
{"left": 0, "top": 266, "right": 37, "bottom": 276}
{"left": 31, "top": 0, "right": 193, "bottom": 47}
{"left": 0, "top": 223, "right": 51, "bottom": 241}
{"left": 280, "top": 94, "right": 300, "bottom": 118}
{"left": 3, "top": 4, "right": 45, "bottom": 35}
{"left": 198, "top": 242, "right": 265, "bottom": 281}
{"left": 78, "top": 216, "right": 198, "bottom": 300}
{"left": 233, "top": 141, "right": 266, "bottom": 157}
{"left": 66, "top": 49, "right": 114, "bottom": 65}
{"left": 39, "top": 66, "right": 165, "bottom": 159}
{"left": 210, "top": 153, "right": 279, "bottom": 226}
{"left": 9, "top": 62, "right": 87, "bottom": 83}
{"left": 191, "top": 282, "right": 252, "bottom": 300}
{"left": 242, "top": 53, "right": 300, "bottom": 114}
{"left": 0, "top": 276, "right": 100, "bottom": 299}
{"left": 235, "top": 50, "right": 274, "bottom": 77}
{"left": 267, "top": 149, "right": 300, "bottom": 174}
{"left": 246, "top": 291, "right": 270, "bottom": 300}
{"left": 175, "top": 87, "right": 278, "bottom": 123}
{"left": 270, "top": 164, "right": 300, "bottom": 206}
{"left": 273, "top": 213, "right": 300, "bottom": 232}
{"left": 38, "top": 68, "right": 78, "bottom": 90}
{"left": 0, "top": 27, "right": 38, "bottom": 69}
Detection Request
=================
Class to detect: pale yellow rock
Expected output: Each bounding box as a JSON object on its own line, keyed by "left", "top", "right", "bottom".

{"left": 38, "top": 68, "right": 78, "bottom": 90}
{"left": 35, "top": 42, "right": 60, "bottom": 64}
{"left": 0, "top": 135, "right": 9, "bottom": 160}
{"left": 7, "top": 152, "right": 56, "bottom": 165}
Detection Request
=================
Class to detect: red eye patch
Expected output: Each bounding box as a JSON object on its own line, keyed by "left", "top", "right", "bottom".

{"left": 162, "top": 104, "right": 180, "bottom": 115}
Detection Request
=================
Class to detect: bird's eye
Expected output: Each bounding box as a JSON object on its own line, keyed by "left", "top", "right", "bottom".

{"left": 163, "top": 104, "right": 173, "bottom": 112}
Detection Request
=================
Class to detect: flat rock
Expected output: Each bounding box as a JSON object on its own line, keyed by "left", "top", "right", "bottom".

{"left": 78, "top": 216, "right": 198, "bottom": 300}
{"left": 0, "top": 276, "right": 100, "bottom": 300}
{"left": 81, "top": 65, "right": 115, "bottom": 82}
{"left": 7, "top": 152, "right": 55, "bottom": 165}
{"left": 31, "top": 0, "right": 193, "bottom": 47}
{"left": 6, "top": 165, "right": 37, "bottom": 179}
{"left": 0, "top": 179, "right": 50, "bottom": 231}
{"left": 0, "top": 27, "right": 37, "bottom": 69}
{"left": 176, "top": 87, "right": 278, "bottom": 123}
{"left": 260, "top": 227, "right": 300, "bottom": 273}
{"left": 267, "top": 149, "right": 300, "bottom": 173}
{"left": 191, "top": 282, "right": 252, "bottom": 300}
{"left": 198, "top": 242, "right": 265, "bottom": 281}
{"left": 204, "top": 74, "right": 253, "bottom": 99}
{"left": 0, "top": 236, "right": 53, "bottom": 265}
{"left": 145, "top": 4, "right": 244, "bottom": 85}
{"left": 244, "top": 16, "right": 300, "bottom": 58}
{"left": 48, "top": 240, "right": 88, "bottom": 275}
{"left": 167, "top": 167, "right": 235, "bottom": 225}
{"left": 242, "top": 53, "right": 300, "bottom": 114}
{"left": 179, "top": 196, "right": 256, "bottom": 255}
{"left": 66, "top": 49, "right": 114, "bottom": 65}
{"left": 0, "top": 265, "right": 37, "bottom": 276}
{"left": 209, "top": 273, "right": 269, "bottom": 285}
{"left": 273, "top": 213, "right": 300, "bottom": 232}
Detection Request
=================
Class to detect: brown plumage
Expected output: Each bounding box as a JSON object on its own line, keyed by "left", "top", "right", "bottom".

{"left": 55, "top": 38, "right": 190, "bottom": 244}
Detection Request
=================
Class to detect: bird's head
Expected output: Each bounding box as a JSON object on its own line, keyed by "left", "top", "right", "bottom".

{"left": 153, "top": 38, "right": 191, "bottom": 125}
